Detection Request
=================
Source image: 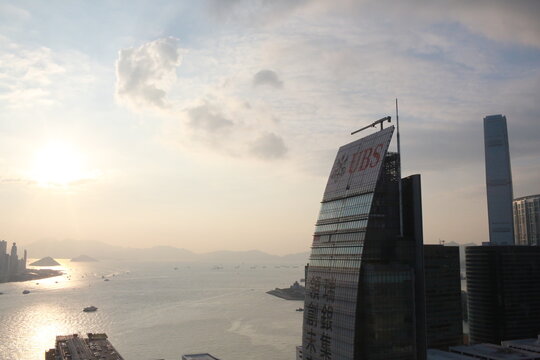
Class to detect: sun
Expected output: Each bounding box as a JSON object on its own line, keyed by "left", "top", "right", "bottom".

{"left": 30, "top": 142, "right": 90, "bottom": 186}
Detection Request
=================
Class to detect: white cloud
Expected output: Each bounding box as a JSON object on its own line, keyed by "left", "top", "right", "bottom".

{"left": 0, "top": 38, "right": 95, "bottom": 108}
{"left": 115, "top": 37, "right": 184, "bottom": 109}
{"left": 169, "top": 94, "right": 288, "bottom": 160}
{"left": 253, "top": 69, "right": 283, "bottom": 88}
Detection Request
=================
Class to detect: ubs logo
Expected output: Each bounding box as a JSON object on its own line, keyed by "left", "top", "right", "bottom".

{"left": 329, "top": 143, "right": 385, "bottom": 183}
{"left": 330, "top": 154, "right": 348, "bottom": 182}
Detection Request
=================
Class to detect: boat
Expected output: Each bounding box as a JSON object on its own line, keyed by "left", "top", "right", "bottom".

{"left": 104, "top": 278, "right": 110, "bottom": 281}
{"left": 83, "top": 306, "right": 98, "bottom": 312}
{"left": 296, "top": 308, "right": 304, "bottom": 312}
{"left": 22, "top": 290, "right": 30, "bottom": 294}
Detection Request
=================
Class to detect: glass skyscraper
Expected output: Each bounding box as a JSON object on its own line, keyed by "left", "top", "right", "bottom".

{"left": 302, "top": 126, "right": 423, "bottom": 360}
{"left": 483, "top": 115, "right": 514, "bottom": 245}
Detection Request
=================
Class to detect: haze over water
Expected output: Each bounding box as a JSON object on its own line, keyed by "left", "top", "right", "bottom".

{"left": 0, "top": 260, "right": 304, "bottom": 360}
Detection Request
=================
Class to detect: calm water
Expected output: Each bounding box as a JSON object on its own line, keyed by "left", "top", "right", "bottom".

{"left": 0, "top": 260, "right": 305, "bottom": 360}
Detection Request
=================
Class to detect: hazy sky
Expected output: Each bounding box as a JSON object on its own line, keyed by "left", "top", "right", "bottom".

{"left": 1, "top": 0, "right": 539, "bottom": 255}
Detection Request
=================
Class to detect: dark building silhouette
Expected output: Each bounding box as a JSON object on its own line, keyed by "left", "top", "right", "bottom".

{"left": 424, "top": 245, "right": 462, "bottom": 350}
{"left": 301, "top": 126, "right": 426, "bottom": 360}
{"left": 466, "top": 246, "right": 540, "bottom": 344}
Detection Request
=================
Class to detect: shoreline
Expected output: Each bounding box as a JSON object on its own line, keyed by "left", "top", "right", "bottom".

{"left": 0, "top": 269, "right": 63, "bottom": 284}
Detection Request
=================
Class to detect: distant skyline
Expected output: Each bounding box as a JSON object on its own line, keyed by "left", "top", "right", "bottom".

{"left": 1, "top": 1, "right": 539, "bottom": 255}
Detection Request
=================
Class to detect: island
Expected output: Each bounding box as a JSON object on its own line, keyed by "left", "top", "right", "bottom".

{"left": 29, "top": 257, "right": 61, "bottom": 266}
{"left": 8, "top": 268, "right": 63, "bottom": 283}
{"left": 266, "top": 281, "right": 305, "bottom": 301}
{"left": 71, "top": 254, "right": 97, "bottom": 262}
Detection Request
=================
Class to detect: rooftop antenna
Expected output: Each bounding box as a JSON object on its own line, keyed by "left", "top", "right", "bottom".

{"left": 397, "top": 98, "right": 403, "bottom": 237}
{"left": 351, "top": 116, "right": 391, "bottom": 135}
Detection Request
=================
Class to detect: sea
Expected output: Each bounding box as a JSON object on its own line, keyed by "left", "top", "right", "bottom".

{"left": 0, "top": 259, "right": 305, "bottom": 360}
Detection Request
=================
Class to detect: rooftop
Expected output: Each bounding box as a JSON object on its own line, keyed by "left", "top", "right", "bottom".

{"left": 514, "top": 194, "right": 540, "bottom": 201}
{"left": 503, "top": 336, "right": 540, "bottom": 354}
{"left": 427, "top": 349, "right": 476, "bottom": 359}
{"left": 182, "top": 354, "right": 220, "bottom": 360}
{"left": 54, "top": 333, "right": 124, "bottom": 360}
{"left": 450, "top": 343, "right": 540, "bottom": 360}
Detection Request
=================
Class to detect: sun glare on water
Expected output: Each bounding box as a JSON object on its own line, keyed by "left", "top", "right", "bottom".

{"left": 30, "top": 142, "right": 94, "bottom": 187}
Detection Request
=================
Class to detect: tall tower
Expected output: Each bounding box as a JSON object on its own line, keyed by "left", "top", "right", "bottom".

{"left": 0, "top": 240, "right": 7, "bottom": 282}
{"left": 302, "top": 126, "right": 425, "bottom": 360}
{"left": 9, "top": 242, "right": 18, "bottom": 278}
{"left": 483, "top": 115, "right": 514, "bottom": 245}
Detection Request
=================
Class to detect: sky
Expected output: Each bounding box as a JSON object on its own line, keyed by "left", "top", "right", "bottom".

{"left": 0, "top": 0, "right": 539, "bottom": 255}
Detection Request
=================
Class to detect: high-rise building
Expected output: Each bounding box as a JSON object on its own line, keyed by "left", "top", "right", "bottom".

{"left": 465, "top": 245, "right": 540, "bottom": 344}
{"left": 0, "top": 240, "right": 7, "bottom": 281}
{"left": 301, "top": 126, "right": 425, "bottom": 360}
{"left": 9, "top": 242, "right": 18, "bottom": 279}
{"left": 513, "top": 194, "right": 540, "bottom": 246}
{"left": 483, "top": 115, "right": 514, "bottom": 245}
{"left": 424, "top": 245, "right": 462, "bottom": 350}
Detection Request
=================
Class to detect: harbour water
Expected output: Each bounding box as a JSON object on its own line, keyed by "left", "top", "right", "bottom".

{"left": 0, "top": 260, "right": 305, "bottom": 360}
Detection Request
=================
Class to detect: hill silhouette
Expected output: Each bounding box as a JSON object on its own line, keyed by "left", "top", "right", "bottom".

{"left": 29, "top": 256, "right": 61, "bottom": 266}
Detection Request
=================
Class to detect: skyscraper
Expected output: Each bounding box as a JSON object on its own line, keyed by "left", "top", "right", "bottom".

{"left": 483, "top": 115, "right": 514, "bottom": 245}
{"left": 0, "top": 240, "right": 7, "bottom": 282}
{"left": 302, "top": 126, "right": 425, "bottom": 360}
{"left": 466, "top": 245, "right": 540, "bottom": 344}
{"left": 513, "top": 194, "right": 540, "bottom": 246}
{"left": 424, "top": 245, "right": 462, "bottom": 350}
{"left": 9, "top": 242, "right": 18, "bottom": 278}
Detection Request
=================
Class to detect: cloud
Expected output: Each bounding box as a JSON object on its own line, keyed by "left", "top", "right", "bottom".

{"left": 249, "top": 132, "right": 288, "bottom": 159}
{"left": 187, "top": 102, "right": 234, "bottom": 133}
{"left": 207, "top": 0, "right": 308, "bottom": 25}
{"left": 253, "top": 69, "right": 283, "bottom": 88}
{"left": 0, "top": 37, "right": 96, "bottom": 108}
{"left": 115, "top": 37, "right": 184, "bottom": 109}
{"left": 164, "top": 95, "right": 288, "bottom": 160}
{"left": 305, "top": 0, "right": 540, "bottom": 48}
{"left": 0, "top": 3, "right": 31, "bottom": 22}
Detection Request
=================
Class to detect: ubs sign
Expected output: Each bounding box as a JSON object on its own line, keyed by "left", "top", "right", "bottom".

{"left": 324, "top": 126, "right": 394, "bottom": 201}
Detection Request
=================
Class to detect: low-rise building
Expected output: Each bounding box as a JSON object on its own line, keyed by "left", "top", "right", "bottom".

{"left": 427, "top": 349, "right": 476, "bottom": 359}
{"left": 502, "top": 336, "right": 540, "bottom": 354}
{"left": 449, "top": 343, "right": 540, "bottom": 360}
{"left": 47, "top": 333, "right": 124, "bottom": 360}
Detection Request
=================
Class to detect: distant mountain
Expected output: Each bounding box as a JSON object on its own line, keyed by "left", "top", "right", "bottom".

{"left": 22, "top": 239, "right": 309, "bottom": 264}
{"left": 199, "top": 250, "right": 310, "bottom": 264}
{"left": 23, "top": 239, "right": 195, "bottom": 261}
{"left": 30, "top": 257, "right": 61, "bottom": 266}
{"left": 71, "top": 254, "right": 98, "bottom": 262}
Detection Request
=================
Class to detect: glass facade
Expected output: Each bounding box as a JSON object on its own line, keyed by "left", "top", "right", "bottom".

{"left": 302, "top": 126, "right": 417, "bottom": 360}
{"left": 483, "top": 115, "right": 515, "bottom": 245}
